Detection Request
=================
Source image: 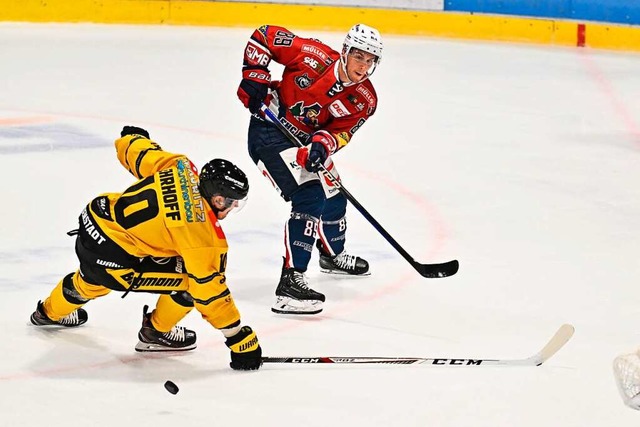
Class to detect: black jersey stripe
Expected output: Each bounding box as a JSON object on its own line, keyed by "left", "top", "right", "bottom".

{"left": 192, "top": 288, "right": 231, "bottom": 306}
{"left": 134, "top": 145, "right": 162, "bottom": 178}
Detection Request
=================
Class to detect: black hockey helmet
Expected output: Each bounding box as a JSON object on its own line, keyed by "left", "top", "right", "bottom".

{"left": 198, "top": 158, "right": 249, "bottom": 205}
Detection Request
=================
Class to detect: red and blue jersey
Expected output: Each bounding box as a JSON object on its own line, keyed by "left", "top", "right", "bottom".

{"left": 241, "top": 25, "right": 378, "bottom": 150}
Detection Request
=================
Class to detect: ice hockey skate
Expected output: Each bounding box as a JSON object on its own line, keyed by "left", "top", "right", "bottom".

{"left": 30, "top": 300, "right": 88, "bottom": 327}
{"left": 272, "top": 266, "right": 325, "bottom": 315}
{"left": 317, "top": 241, "right": 370, "bottom": 276}
{"left": 135, "top": 305, "right": 197, "bottom": 352}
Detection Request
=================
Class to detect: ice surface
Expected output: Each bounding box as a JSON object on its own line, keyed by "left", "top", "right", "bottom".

{"left": 1, "top": 22, "right": 639, "bottom": 426}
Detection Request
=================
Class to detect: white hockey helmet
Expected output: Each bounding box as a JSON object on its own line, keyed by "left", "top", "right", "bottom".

{"left": 341, "top": 24, "right": 383, "bottom": 81}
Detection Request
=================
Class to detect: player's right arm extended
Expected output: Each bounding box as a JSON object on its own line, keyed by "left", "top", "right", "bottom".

{"left": 114, "top": 130, "right": 183, "bottom": 179}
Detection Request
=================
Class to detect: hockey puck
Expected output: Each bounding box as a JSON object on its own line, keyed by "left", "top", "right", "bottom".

{"left": 164, "top": 380, "right": 179, "bottom": 395}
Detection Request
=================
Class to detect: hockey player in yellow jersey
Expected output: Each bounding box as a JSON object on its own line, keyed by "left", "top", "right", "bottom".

{"left": 30, "top": 126, "right": 262, "bottom": 371}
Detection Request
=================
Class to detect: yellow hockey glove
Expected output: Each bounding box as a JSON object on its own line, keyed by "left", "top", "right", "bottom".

{"left": 225, "top": 326, "right": 262, "bottom": 371}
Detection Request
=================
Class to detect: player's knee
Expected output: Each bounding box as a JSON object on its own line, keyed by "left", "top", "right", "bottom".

{"left": 291, "top": 183, "right": 325, "bottom": 218}
{"left": 60, "top": 273, "right": 89, "bottom": 304}
{"left": 64, "top": 272, "right": 110, "bottom": 303}
{"left": 322, "top": 193, "right": 347, "bottom": 221}
{"left": 170, "top": 291, "right": 194, "bottom": 307}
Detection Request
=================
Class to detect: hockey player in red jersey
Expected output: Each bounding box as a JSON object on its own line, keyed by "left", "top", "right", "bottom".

{"left": 237, "top": 24, "right": 382, "bottom": 315}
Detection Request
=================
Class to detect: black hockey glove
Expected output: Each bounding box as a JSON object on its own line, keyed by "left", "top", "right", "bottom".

{"left": 121, "top": 125, "right": 150, "bottom": 139}
{"left": 237, "top": 66, "right": 271, "bottom": 114}
{"left": 225, "top": 326, "right": 262, "bottom": 371}
{"left": 296, "top": 130, "right": 337, "bottom": 172}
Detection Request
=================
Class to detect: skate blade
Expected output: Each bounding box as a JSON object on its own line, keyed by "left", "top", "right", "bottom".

{"left": 271, "top": 296, "right": 323, "bottom": 315}
{"left": 134, "top": 341, "right": 197, "bottom": 352}
{"left": 29, "top": 316, "right": 87, "bottom": 328}
{"left": 319, "top": 268, "right": 371, "bottom": 277}
{"left": 29, "top": 323, "right": 83, "bottom": 328}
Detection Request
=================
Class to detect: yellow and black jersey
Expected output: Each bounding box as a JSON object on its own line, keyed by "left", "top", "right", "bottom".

{"left": 87, "top": 134, "right": 229, "bottom": 290}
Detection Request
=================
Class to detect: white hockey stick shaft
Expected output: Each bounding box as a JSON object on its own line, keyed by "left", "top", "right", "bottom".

{"left": 262, "top": 324, "right": 574, "bottom": 367}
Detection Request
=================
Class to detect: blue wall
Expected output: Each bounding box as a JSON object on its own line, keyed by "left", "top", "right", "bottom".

{"left": 445, "top": 0, "right": 640, "bottom": 25}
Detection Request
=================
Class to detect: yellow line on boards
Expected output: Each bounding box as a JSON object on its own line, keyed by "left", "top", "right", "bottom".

{"left": 2, "top": 1, "right": 640, "bottom": 52}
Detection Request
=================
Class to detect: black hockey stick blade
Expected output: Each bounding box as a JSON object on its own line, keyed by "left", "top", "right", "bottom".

{"left": 414, "top": 259, "right": 459, "bottom": 278}
{"left": 262, "top": 324, "right": 574, "bottom": 367}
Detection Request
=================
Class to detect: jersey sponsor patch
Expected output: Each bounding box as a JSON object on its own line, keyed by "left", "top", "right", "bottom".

{"left": 303, "top": 56, "right": 318, "bottom": 69}
{"left": 350, "top": 118, "right": 366, "bottom": 134}
{"left": 245, "top": 39, "right": 271, "bottom": 67}
{"left": 356, "top": 85, "right": 376, "bottom": 107}
{"left": 176, "top": 159, "right": 206, "bottom": 223}
{"left": 91, "top": 196, "right": 112, "bottom": 221}
{"left": 328, "top": 100, "right": 351, "bottom": 118}
{"left": 337, "top": 132, "right": 350, "bottom": 148}
{"left": 302, "top": 56, "right": 326, "bottom": 74}
{"left": 346, "top": 95, "right": 366, "bottom": 112}
{"left": 301, "top": 44, "right": 329, "bottom": 62}
{"left": 327, "top": 81, "right": 344, "bottom": 97}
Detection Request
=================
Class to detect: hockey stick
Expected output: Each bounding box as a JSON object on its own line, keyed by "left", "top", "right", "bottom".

{"left": 259, "top": 104, "right": 459, "bottom": 278}
{"left": 262, "top": 324, "right": 574, "bottom": 366}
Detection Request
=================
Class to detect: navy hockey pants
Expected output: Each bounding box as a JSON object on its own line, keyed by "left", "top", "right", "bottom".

{"left": 247, "top": 117, "right": 348, "bottom": 271}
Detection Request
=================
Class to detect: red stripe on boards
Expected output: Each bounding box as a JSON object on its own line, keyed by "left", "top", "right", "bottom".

{"left": 577, "top": 23, "right": 586, "bottom": 47}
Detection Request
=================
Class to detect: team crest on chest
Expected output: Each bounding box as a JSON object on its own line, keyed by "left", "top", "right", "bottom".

{"left": 295, "top": 73, "right": 313, "bottom": 89}
{"left": 289, "top": 101, "right": 321, "bottom": 128}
